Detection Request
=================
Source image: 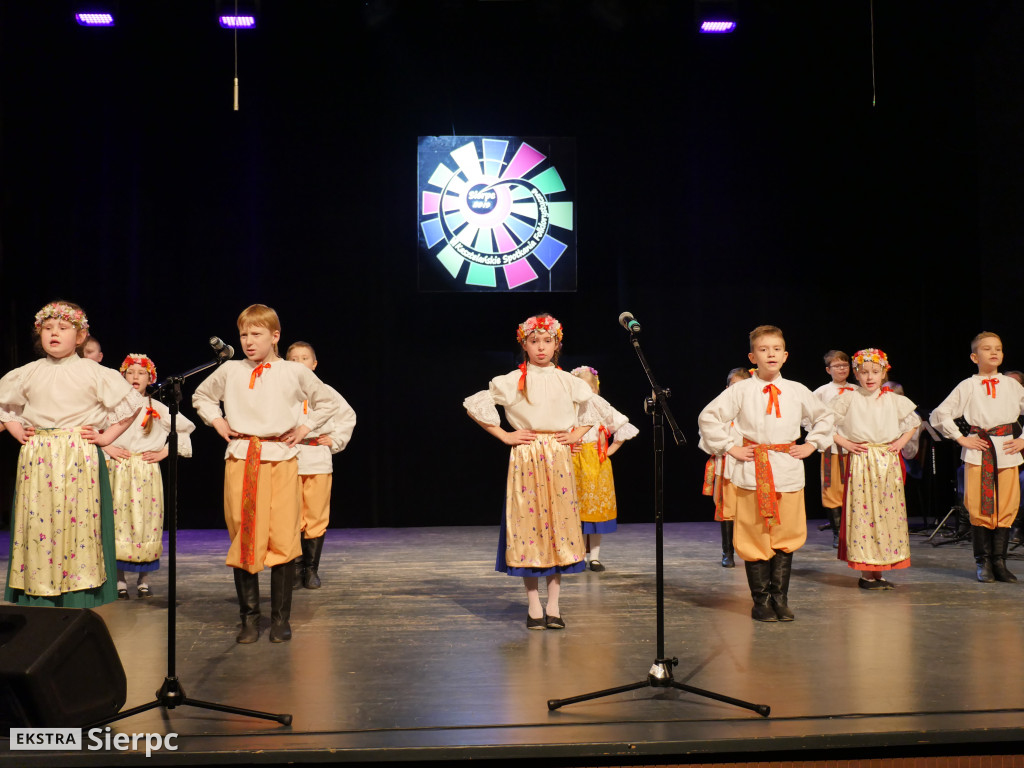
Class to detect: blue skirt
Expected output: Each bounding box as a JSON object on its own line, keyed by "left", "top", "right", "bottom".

{"left": 583, "top": 520, "right": 618, "bottom": 534}
{"left": 494, "top": 508, "right": 586, "bottom": 577}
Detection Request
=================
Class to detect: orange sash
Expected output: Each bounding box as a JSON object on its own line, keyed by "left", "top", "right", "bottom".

{"left": 744, "top": 437, "right": 795, "bottom": 527}
{"left": 237, "top": 434, "right": 288, "bottom": 567}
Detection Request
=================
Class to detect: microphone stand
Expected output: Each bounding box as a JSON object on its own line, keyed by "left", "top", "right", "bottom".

{"left": 547, "top": 328, "right": 769, "bottom": 717}
{"left": 91, "top": 351, "right": 291, "bottom": 727}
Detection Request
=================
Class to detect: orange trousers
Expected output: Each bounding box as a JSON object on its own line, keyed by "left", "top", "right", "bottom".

{"left": 224, "top": 457, "right": 301, "bottom": 573}
{"left": 732, "top": 487, "right": 807, "bottom": 562}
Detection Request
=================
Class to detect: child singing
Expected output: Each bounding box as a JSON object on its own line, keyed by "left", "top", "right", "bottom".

{"left": 104, "top": 353, "right": 195, "bottom": 599}
{"left": 568, "top": 366, "right": 639, "bottom": 572}
{"left": 0, "top": 301, "right": 144, "bottom": 607}
{"left": 830, "top": 348, "right": 920, "bottom": 589}
{"left": 192, "top": 304, "right": 340, "bottom": 643}
{"left": 464, "top": 314, "right": 596, "bottom": 630}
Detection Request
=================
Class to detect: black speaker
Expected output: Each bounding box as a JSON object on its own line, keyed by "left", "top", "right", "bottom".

{"left": 0, "top": 606, "right": 126, "bottom": 727}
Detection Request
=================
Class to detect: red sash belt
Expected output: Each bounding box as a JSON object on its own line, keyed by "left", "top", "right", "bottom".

{"left": 702, "top": 456, "right": 725, "bottom": 520}
{"left": 822, "top": 446, "right": 849, "bottom": 491}
{"left": 969, "top": 423, "right": 1014, "bottom": 517}
{"left": 236, "top": 434, "right": 289, "bottom": 567}
{"left": 744, "top": 438, "right": 795, "bottom": 528}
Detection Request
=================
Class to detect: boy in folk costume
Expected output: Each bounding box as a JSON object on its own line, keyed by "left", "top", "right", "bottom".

{"left": 698, "top": 326, "right": 833, "bottom": 622}
{"left": 193, "top": 305, "right": 340, "bottom": 642}
{"left": 813, "top": 350, "right": 856, "bottom": 547}
{"left": 285, "top": 341, "right": 357, "bottom": 589}
{"left": 930, "top": 332, "right": 1024, "bottom": 583}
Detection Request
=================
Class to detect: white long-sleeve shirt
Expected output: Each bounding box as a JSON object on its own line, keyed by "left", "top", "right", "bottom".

{"left": 464, "top": 363, "right": 595, "bottom": 431}
{"left": 697, "top": 373, "right": 834, "bottom": 492}
{"left": 109, "top": 398, "right": 196, "bottom": 457}
{"left": 831, "top": 388, "right": 921, "bottom": 444}
{"left": 930, "top": 373, "right": 1024, "bottom": 468}
{"left": 295, "top": 385, "right": 357, "bottom": 475}
{"left": 192, "top": 359, "right": 340, "bottom": 462}
{"left": 0, "top": 355, "right": 144, "bottom": 428}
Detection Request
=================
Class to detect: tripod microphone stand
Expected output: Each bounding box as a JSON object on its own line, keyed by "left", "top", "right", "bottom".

{"left": 92, "top": 349, "right": 291, "bottom": 727}
{"left": 547, "top": 319, "right": 770, "bottom": 717}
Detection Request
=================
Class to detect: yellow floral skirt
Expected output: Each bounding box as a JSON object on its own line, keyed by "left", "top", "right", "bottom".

{"left": 572, "top": 442, "right": 618, "bottom": 533}
{"left": 108, "top": 455, "right": 164, "bottom": 569}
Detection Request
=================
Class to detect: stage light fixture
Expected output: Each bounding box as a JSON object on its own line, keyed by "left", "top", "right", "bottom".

{"left": 216, "top": 0, "right": 259, "bottom": 29}
{"left": 75, "top": 13, "right": 114, "bottom": 26}
{"left": 695, "top": 0, "right": 738, "bottom": 34}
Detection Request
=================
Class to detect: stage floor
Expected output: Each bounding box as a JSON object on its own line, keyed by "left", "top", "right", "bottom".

{"left": 2, "top": 521, "right": 1024, "bottom": 766}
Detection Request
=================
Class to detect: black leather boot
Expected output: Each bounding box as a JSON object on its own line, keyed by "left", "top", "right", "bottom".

{"left": 302, "top": 535, "right": 324, "bottom": 589}
{"left": 828, "top": 508, "right": 842, "bottom": 548}
{"left": 720, "top": 521, "right": 735, "bottom": 568}
{"left": 269, "top": 562, "right": 294, "bottom": 642}
{"left": 768, "top": 550, "right": 795, "bottom": 621}
{"left": 744, "top": 560, "right": 776, "bottom": 621}
{"left": 1009, "top": 510, "right": 1023, "bottom": 547}
{"left": 292, "top": 554, "right": 304, "bottom": 589}
{"left": 991, "top": 527, "right": 1017, "bottom": 583}
{"left": 972, "top": 525, "right": 995, "bottom": 583}
{"left": 233, "top": 568, "right": 260, "bottom": 643}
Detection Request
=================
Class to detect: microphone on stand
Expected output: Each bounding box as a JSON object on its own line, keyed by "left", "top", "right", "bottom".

{"left": 209, "top": 336, "right": 235, "bottom": 360}
{"left": 618, "top": 311, "right": 642, "bottom": 333}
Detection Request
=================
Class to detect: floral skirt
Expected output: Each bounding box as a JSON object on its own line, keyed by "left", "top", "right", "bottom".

{"left": 572, "top": 442, "right": 618, "bottom": 530}
{"left": 108, "top": 455, "right": 164, "bottom": 571}
{"left": 495, "top": 435, "right": 585, "bottom": 577}
{"left": 5, "top": 431, "right": 117, "bottom": 607}
{"left": 839, "top": 445, "right": 910, "bottom": 570}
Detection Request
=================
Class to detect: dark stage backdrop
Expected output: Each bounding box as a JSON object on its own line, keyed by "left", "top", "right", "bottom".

{"left": 1, "top": 1, "right": 1022, "bottom": 530}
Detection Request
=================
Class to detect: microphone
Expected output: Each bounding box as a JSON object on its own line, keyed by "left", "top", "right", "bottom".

{"left": 618, "top": 311, "right": 642, "bottom": 334}
{"left": 209, "top": 336, "right": 235, "bottom": 360}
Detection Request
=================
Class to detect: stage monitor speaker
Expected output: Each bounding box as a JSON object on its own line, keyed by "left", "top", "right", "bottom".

{"left": 0, "top": 606, "right": 126, "bottom": 728}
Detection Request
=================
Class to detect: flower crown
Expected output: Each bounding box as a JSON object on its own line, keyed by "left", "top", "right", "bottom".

{"left": 516, "top": 315, "right": 563, "bottom": 344}
{"left": 34, "top": 302, "right": 89, "bottom": 332}
{"left": 570, "top": 365, "right": 600, "bottom": 387}
{"left": 119, "top": 353, "right": 157, "bottom": 382}
{"left": 852, "top": 347, "right": 891, "bottom": 371}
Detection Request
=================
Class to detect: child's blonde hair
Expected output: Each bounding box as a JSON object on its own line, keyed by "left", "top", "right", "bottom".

{"left": 237, "top": 304, "right": 281, "bottom": 356}
{"left": 286, "top": 341, "right": 316, "bottom": 361}
{"left": 726, "top": 367, "right": 752, "bottom": 386}
{"left": 570, "top": 365, "right": 600, "bottom": 394}
{"left": 971, "top": 332, "right": 1002, "bottom": 354}
{"left": 749, "top": 325, "right": 785, "bottom": 351}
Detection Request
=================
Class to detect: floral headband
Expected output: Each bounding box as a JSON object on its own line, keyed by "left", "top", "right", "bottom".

{"left": 119, "top": 354, "right": 157, "bottom": 382}
{"left": 516, "top": 315, "right": 563, "bottom": 344}
{"left": 34, "top": 302, "right": 89, "bottom": 332}
{"left": 852, "top": 347, "right": 891, "bottom": 371}
{"left": 570, "top": 365, "right": 600, "bottom": 387}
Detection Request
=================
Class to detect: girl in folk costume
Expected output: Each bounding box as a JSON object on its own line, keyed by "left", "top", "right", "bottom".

{"left": 701, "top": 367, "right": 751, "bottom": 568}
{"left": 0, "top": 301, "right": 144, "bottom": 607}
{"left": 568, "top": 366, "right": 638, "bottom": 572}
{"left": 464, "top": 314, "right": 597, "bottom": 630}
{"left": 830, "top": 348, "right": 920, "bottom": 589}
{"left": 104, "top": 354, "right": 195, "bottom": 599}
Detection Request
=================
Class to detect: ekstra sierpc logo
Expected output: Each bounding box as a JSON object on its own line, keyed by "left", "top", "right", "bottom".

{"left": 418, "top": 136, "right": 576, "bottom": 291}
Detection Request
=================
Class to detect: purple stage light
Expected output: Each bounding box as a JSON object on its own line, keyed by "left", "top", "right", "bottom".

{"left": 219, "top": 15, "right": 256, "bottom": 29}
{"left": 699, "top": 20, "right": 737, "bottom": 33}
{"left": 75, "top": 12, "right": 115, "bottom": 26}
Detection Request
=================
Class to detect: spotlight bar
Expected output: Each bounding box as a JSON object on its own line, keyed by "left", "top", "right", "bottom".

{"left": 219, "top": 15, "right": 256, "bottom": 29}
{"left": 699, "top": 20, "right": 736, "bottom": 33}
{"left": 75, "top": 12, "right": 115, "bottom": 26}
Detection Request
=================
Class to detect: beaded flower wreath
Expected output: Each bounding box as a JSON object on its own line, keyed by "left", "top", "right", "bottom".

{"left": 570, "top": 365, "right": 600, "bottom": 388}
{"left": 516, "top": 315, "right": 563, "bottom": 345}
{"left": 119, "top": 354, "right": 157, "bottom": 382}
{"left": 33, "top": 302, "right": 89, "bottom": 332}
{"left": 852, "top": 347, "right": 891, "bottom": 371}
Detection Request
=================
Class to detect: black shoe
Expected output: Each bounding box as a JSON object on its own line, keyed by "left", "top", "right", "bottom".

{"left": 859, "top": 577, "right": 887, "bottom": 590}
{"left": 527, "top": 613, "right": 546, "bottom": 630}
{"left": 117, "top": 588, "right": 129, "bottom": 600}
{"left": 828, "top": 508, "right": 842, "bottom": 548}
{"left": 136, "top": 585, "right": 152, "bottom": 598}
{"left": 545, "top": 614, "right": 566, "bottom": 629}
{"left": 588, "top": 560, "right": 605, "bottom": 572}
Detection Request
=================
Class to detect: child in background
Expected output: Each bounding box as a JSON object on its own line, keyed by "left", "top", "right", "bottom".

{"left": 830, "top": 349, "right": 920, "bottom": 589}
{"left": 192, "top": 304, "right": 340, "bottom": 643}
{"left": 700, "top": 367, "right": 751, "bottom": 568}
{"left": 813, "top": 351, "right": 855, "bottom": 547}
{"left": 568, "top": 365, "right": 638, "bottom": 572}
{"left": 698, "top": 325, "right": 833, "bottom": 622}
{"left": 930, "top": 332, "right": 1024, "bottom": 583}
{"left": 464, "top": 314, "right": 597, "bottom": 630}
{"left": 284, "top": 341, "right": 357, "bottom": 589}
{"left": 82, "top": 335, "right": 104, "bottom": 363}
{"left": 104, "top": 354, "right": 195, "bottom": 599}
{"left": 0, "top": 301, "right": 144, "bottom": 607}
